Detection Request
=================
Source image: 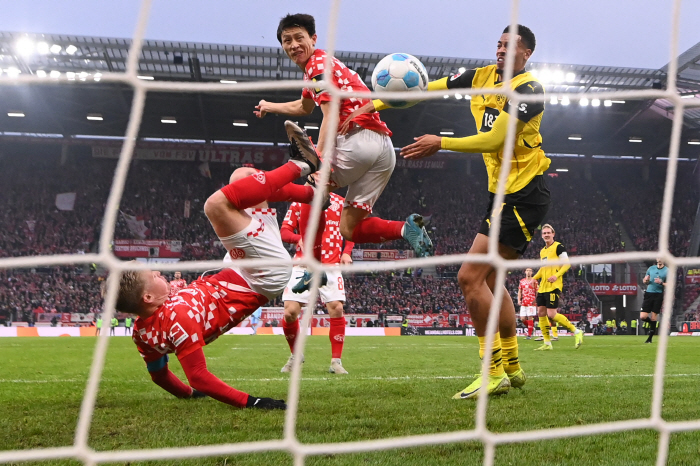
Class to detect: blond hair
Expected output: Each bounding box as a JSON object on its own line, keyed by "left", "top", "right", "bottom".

{"left": 115, "top": 271, "right": 146, "bottom": 313}
{"left": 541, "top": 223, "right": 555, "bottom": 234}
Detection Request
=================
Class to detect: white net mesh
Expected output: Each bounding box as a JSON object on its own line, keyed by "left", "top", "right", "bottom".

{"left": 1, "top": 0, "right": 699, "bottom": 464}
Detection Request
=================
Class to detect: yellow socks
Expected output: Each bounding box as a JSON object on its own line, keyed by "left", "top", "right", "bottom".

{"left": 553, "top": 313, "right": 577, "bottom": 333}
{"left": 478, "top": 333, "right": 505, "bottom": 376}
{"left": 500, "top": 335, "right": 520, "bottom": 374}
{"left": 551, "top": 320, "right": 559, "bottom": 338}
{"left": 539, "top": 316, "right": 551, "bottom": 343}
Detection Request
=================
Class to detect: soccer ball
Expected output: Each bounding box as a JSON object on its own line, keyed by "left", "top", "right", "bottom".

{"left": 371, "top": 53, "right": 429, "bottom": 109}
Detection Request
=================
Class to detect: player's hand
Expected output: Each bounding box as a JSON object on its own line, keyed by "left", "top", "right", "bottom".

{"left": 338, "top": 101, "right": 375, "bottom": 135}
{"left": 254, "top": 100, "right": 272, "bottom": 119}
{"left": 654, "top": 277, "right": 662, "bottom": 284}
{"left": 401, "top": 135, "right": 442, "bottom": 159}
{"left": 190, "top": 389, "right": 208, "bottom": 399}
{"left": 643, "top": 276, "right": 650, "bottom": 284}
{"left": 340, "top": 253, "right": 353, "bottom": 265}
{"left": 297, "top": 237, "right": 304, "bottom": 250}
{"left": 548, "top": 275, "right": 557, "bottom": 283}
{"left": 247, "top": 396, "right": 287, "bottom": 410}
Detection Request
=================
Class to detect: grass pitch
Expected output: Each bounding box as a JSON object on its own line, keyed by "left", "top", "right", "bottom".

{"left": 1, "top": 335, "right": 699, "bottom": 465}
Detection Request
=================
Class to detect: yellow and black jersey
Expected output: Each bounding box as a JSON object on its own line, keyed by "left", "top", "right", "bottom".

{"left": 533, "top": 241, "right": 570, "bottom": 293}
{"left": 442, "top": 65, "right": 551, "bottom": 195}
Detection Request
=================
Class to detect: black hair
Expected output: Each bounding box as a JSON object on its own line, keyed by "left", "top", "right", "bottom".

{"left": 277, "top": 13, "right": 316, "bottom": 43}
{"left": 502, "top": 24, "right": 536, "bottom": 52}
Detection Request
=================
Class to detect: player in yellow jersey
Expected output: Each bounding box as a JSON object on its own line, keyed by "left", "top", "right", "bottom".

{"left": 532, "top": 224, "right": 584, "bottom": 350}
{"left": 341, "top": 25, "right": 548, "bottom": 399}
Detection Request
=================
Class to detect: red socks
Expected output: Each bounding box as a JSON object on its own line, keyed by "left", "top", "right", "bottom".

{"left": 350, "top": 217, "right": 404, "bottom": 243}
{"left": 220, "top": 162, "right": 301, "bottom": 210}
{"left": 282, "top": 318, "right": 300, "bottom": 353}
{"left": 329, "top": 317, "right": 346, "bottom": 359}
{"left": 526, "top": 319, "right": 534, "bottom": 337}
{"left": 268, "top": 184, "right": 315, "bottom": 204}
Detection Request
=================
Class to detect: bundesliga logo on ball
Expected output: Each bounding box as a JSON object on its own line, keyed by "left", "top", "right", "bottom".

{"left": 372, "top": 53, "right": 429, "bottom": 108}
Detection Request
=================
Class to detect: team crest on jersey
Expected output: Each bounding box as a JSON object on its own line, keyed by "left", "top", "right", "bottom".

{"left": 169, "top": 322, "right": 189, "bottom": 347}
{"left": 229, "top": 248, "right": 246, "bottom": 259}
{"left": 496, "top": 94, "right": 507, "bottom": 105}
{"left": 253, "top": 172, "right": 266, "bottom": 184}
{"left": 329, "top": 200, "right": 341, "bottom": 211}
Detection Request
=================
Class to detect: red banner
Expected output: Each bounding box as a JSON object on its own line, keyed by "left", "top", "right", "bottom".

{"left": 113, "top": 239, "right": 182, "bottom": 258}
{"left": 590, "top": 283, "right": 638, "bottom": 295}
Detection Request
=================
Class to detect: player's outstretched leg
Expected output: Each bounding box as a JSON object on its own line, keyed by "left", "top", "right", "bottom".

{"left": 292, "top": 270, "right": 328, "bottom": 294}
{"left": 402, "top": 214, "right": 434, "bottom": 257}
{"left": 284, "top": 120, "right": 321, "bottom": 172}
{"left": 347, "top": 214, "right": 434, "bottom": 258}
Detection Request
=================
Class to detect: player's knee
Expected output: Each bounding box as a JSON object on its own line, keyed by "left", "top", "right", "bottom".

{"left": 204, "top": 191, "right": 228, "bottom": 221}
{"left": 339, "top": 223, "right": 354, "bottom": 241}
{"left": 327, "top": 301, "right": 344, "bottom": 318}
{"left": 283, "top": 302, "right": 301, "bottom": 322}
{"left": 229, "top": 167, "right": 258, "bottom": 184}
{"left": 457, "top": 265, "right": 481, "bottom": 294}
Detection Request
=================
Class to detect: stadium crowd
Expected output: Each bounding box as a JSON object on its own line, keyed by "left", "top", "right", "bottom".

{"left": 1, "top": 150, "right": 698, "bottom": 324}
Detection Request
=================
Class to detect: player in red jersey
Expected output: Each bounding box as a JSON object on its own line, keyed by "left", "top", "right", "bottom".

{"left": 517, "top": 268, "right": 538, "bottom": 339}
{"left": 279, "top": 192, "right": 354, "bottom": 374}
{"left": 254, "top": 13, "right": 432, "bottom": 258}
{"left": 116, "top": 153, "right": 321, "bottom": 410}
{"left": 168, "top": 271, "right": 187, "bottom": 297}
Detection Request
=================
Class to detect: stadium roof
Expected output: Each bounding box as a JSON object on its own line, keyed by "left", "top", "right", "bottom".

{"left": 1, "top": 31, "right": 699, "bottom": 160}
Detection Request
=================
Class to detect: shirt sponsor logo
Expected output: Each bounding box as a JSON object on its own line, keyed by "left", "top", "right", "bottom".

{"left": 169, "top": 322, "right": 189, "bottom": 347}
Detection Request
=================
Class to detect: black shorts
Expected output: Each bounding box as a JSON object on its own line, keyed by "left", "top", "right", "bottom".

{"left": 478, "top": 176, "right": 550, "bottom": 255}
{"left": 642, "top": 291, "right": 664, "bottom": 314}
{"left": 536, "top": 290, "right": 561, "bottom": 309}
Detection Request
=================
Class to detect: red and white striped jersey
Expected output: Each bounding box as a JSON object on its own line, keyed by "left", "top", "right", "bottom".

{"left": 302, "top": 49, "right": 391, "bottom": 136}
{"left": 281, "top": 193, "right": 353, "bottom": 264}
{"left": 168, "top": 279, "right": 187, "bottom": 297}
{"left": 133, "top": 269, "right": 267, "bottom": 363}
{"left": 519, "top": 278, "right": 538, "bottom": 306}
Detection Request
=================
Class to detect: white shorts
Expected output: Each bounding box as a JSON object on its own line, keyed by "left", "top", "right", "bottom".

{"left": 329, "top": 128, "right": 395, "bottom": 213}
{"left": 520, "top": 306, "right": 537, "bottom": 318}
{"left": 220, "top": 209, "right": 291, "bottom": 300}
{"left": 282, "top": 266, "right": 346, "bottom": 304}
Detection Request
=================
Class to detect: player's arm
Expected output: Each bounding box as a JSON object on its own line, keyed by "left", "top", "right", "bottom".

{"left": 402, "top": 80, "right": 544, "bottom": 159}
{"left": 144, "top": 354, "right": 201, "bottom": 399}
{"left": 551, "top": 244, "right": 571, "bottom": 281}
{"left": 254, "top": 97, "right": 315, "bottom": 118}
{"left": 373, "top": 70, "right": 476, "bottom": 111}
{"left": 339, "top": 71, "right": 476, "bottom": 135}
{"left": 341, "top": 240, "right": 355, "bottom": 264}
{"left": 517, "top": 286, "right": 522, "bottom": 305}
{"left": 178, "top": 348, "right": 285, "bottom": 409}
{"left": 533, "top": 268, "right": 543, "bottom": 280}
{"left": 280, "top": 204, "right": 302, "bottom": 245}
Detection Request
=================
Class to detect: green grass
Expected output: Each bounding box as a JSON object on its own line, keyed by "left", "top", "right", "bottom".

{"left": 1, "top": 335, "right": 699, "bottom": 465}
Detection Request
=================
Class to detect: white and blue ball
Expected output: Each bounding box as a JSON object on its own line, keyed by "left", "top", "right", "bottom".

{"left": 371, "top": 53, "right": 429, "bottom": 108}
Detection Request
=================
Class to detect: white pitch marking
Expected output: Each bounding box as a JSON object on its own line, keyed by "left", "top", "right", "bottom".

{"left": 2, "top": 373, "right": 698, "bottom": 384}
